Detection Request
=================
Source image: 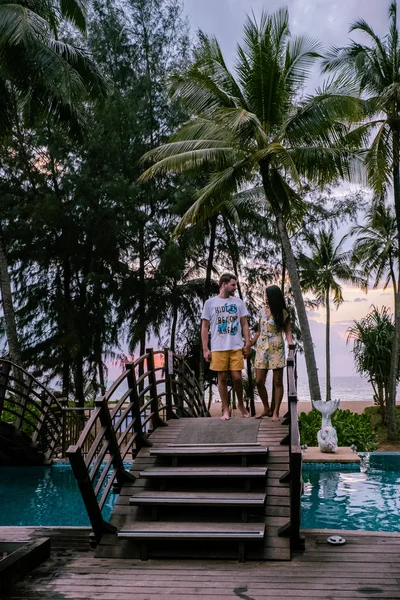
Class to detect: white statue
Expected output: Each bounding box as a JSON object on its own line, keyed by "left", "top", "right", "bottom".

{"left": 312, "top": 399, "right": 340, "bottom": 453}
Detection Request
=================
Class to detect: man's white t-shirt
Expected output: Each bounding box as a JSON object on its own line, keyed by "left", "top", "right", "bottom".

{"left": 201, "top": 296, "right": 248, "bottom": 352}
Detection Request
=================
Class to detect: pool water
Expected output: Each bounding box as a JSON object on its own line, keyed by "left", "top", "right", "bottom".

{"left": 302, "top": 453, "right": 400, "bottom": 532}
{"left": 0, "top": 463, "right": 126, "bottom": 526}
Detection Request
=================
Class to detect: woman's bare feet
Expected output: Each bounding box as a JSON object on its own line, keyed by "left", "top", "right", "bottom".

{"left": 271, "top": 413, "right": 280, "bottom": 422}
{"left": 256, "top": 407, "right": 270, "bottom": 419}
{"left": 238, "top": 405, "right": 250, "bottom": 417}
{"left": 220, "top": 412, "right": 230, "bottom": 421}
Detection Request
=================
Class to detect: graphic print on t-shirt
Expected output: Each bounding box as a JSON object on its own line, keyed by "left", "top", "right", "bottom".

{"left": 215, "top": 302, "right": 239, "bottom": 336}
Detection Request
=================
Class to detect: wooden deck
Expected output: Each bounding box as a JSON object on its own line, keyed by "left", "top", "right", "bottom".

{"left": 96, "top": 417, "right": 291, "bottom": 561}
{"left": 2, "top": 526, "right": 400, "bottom": 598}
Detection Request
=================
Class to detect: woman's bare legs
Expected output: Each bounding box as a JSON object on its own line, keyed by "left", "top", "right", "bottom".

{"left": 255, "top": 368, "right": 270, "bottom": 418}
{"left": 272, "top": 368, "right": 284, "bottom": 421}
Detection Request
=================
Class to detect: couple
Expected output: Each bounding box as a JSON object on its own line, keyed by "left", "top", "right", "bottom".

{"left": 201, "top": 273, "right": 293, "bottom": 421}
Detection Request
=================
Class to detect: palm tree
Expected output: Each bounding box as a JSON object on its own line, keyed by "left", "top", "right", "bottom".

{"left": 347, "top": 305, "right": 398, "bottom": 425}
{"left": 323, "top": 0, "right": 400, "bottom": 436}
{"left": 0, "top": 0, "right": 108, "bottom": 138}
{"left": 140, "top": 9, "right": 362, "bottom": 402}
{"left": 0, "top": 0, "right": 108, "bottom": 367}
{"left": 299, "top": 228, "right": 367, "bottom": 401}
{"left": 350, "top": 203, "right": 398, "bottom": 301}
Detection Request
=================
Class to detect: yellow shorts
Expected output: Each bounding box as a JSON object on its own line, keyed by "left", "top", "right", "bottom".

{"left": 210, "top": 349, "right": 244, "bottom": 372}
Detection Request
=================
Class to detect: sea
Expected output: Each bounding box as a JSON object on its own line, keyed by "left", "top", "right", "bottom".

{"left": 295, "top": 375, "right": 374, "bottom": 403}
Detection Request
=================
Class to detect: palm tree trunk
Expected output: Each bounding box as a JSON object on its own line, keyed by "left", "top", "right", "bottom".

{"left": 260, "top": 166, "right": 321, "bottom": 402}
{"left": 170, "top": 303, "right": 178, "bottom": 353}
{"left": 199, "top": 216, "right": 217, "bottom": 398}
{"left": 225, "top": 220, "right": 255, "bottom": 416}
{"left": 0, "top": 223, "right": 23, "bottom": 367}
{"left": 325, "top": 286, "right": 331, "bottom": 402}
{"left": 388, "top": 127, "right": 400, "bottom": 439}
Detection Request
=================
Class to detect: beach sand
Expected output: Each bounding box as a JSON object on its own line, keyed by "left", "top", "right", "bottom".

{"left": 208, "top": 400, "right": 378, "bottom": 417}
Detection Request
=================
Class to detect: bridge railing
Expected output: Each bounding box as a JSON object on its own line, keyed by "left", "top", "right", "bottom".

{"left": 0, "top": 360, "right": 72, "bottom": 462}
{"left": 278, "top": 344, "right": 304, "bottom": 554}
{"left": 67, "top": 348, "right": 208, "bottom": 543}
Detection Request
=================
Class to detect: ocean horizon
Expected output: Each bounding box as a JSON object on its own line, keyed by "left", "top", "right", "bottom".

{"left": 295, "top": 374, "right": 376, "bottom": 403}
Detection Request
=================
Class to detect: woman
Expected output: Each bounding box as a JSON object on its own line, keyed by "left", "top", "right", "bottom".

{"left": 251, "top": 285, "right": 293, "bottom": 421}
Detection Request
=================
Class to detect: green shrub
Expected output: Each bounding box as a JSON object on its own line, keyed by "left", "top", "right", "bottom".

{"left": 299, "top": 408, "right": 378, "bottom": 452}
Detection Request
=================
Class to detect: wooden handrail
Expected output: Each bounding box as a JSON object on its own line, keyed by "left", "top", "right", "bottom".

{"left": 67, "top": 348, "right": 208, "bottom": 544}
{"left": 0, "top": 359, "right": 75, "bottom": 462}
{"left": 278, "top": 345, "right": 304, "bottom": 554}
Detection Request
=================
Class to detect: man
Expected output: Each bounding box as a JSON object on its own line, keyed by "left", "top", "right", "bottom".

{"left": 201, "top": 273, "right": 251, "bottom": 420}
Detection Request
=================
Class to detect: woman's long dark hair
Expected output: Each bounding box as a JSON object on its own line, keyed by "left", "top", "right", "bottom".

{"left": 266, "top": 285, "right": 288, "bottom": 329}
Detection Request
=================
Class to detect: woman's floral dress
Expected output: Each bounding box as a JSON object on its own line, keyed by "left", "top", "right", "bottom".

{"left": 254, "top": 309, "right": 288, "bottom": 370}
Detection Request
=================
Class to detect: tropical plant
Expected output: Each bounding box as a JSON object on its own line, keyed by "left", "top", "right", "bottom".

{"left": 299, "top": 228, "right": 367, "bottom": 401}
{"left": 350, "top": 203, "right": 398, "bottom": 300}
{"left": 323, "top": 0, "right": 400, "bottom": 437}
{"left": 299, "top": 408, "right": 378, "bottom": 452}
{"left": 0, "top": 0, "right": 108, "bottom": 369}
{"left": 0, "top": 0, "right": 108, "bottom": 138}
{"left": 347, "top": 305, "right": 400, "bottom": 425}
{"left": 140, "top": 8, "right": 363, "bottom": 402}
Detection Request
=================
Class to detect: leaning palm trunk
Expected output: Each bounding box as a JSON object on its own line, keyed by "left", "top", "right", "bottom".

{"left": 388, "top": 287, "right": 400, "bottom": 439}
{"left": 0, "top": 225, "right": 23, "bottom": 367}
{"left": 326, "top": 286, "right": 331, "bottom": 402}
{"left": 388, "top": 128, "right": 400, "bottom": 439}
{"left": 260, "top": 166, "right": 322, "bottom": 402}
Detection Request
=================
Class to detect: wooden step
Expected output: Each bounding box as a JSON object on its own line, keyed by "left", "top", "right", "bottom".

{"left": 149, "top": 446, "right": 268, "bottom": 457}
{"left": 140, "top": 466, "right": 268, "bottom": 479}
{"left": 129, "top": 491, "right": 266, "bottom": 507}
{"left": 118, "top": 522, "right": 265, "bottom": 540}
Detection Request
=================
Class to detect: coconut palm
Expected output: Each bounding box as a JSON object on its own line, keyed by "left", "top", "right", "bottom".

{"left": 323, "top": 0, "right": 400, "bottom": 436}
{"left": 140, "top": 9, "right": 362, "bottom": 402}
{"left": 0, "top": 0, "right": 108, "bottom": 138}
{"left": 347, "top": 305, "right": 399, "bottom": 425}
{"left": 299, "top": 228, "right": 367, "bottom": 402}
{"left": 350, "top": 203, "right": 398, "bottom": 300}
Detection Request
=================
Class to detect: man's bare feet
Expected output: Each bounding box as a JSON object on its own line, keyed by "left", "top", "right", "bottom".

{"left": 220, "top": 412, "right": 230, "bottom": 421}
{"left": 256, "top": 408, "right": 270, "bottom": 419}
{"left": 238, "top": 405, "right": 250, "bottom": 418}
{"left": 271, "top": 414, "right": 280, "bottom": 422}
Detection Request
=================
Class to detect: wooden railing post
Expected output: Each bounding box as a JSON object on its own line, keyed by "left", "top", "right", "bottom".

{"left": 67, "top": 444, "right": 117, "bottom": 543}
{"left": 176, "top": 355, "right": 185, "bottom": 418}
{"left": 146, "top": 348, "right": 167, "bottom": 430}
{"left": 95, "top": 397, "right": 135, "bottom": 490}
{"left": 125, "top": 363, "right": 152, "bottom": 455}
{"left": 164, "top": 348, "right": 177, "bottom": 420}
{"left": 278, "top": 344, "right": 305, "bottom": 553}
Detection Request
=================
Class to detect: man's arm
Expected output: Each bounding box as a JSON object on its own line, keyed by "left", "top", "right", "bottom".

{"left": 201, "top": 319, "right": 211, "bottom": 362}
{"left": 240, "top": 316, "right": 251, "bottom": 358}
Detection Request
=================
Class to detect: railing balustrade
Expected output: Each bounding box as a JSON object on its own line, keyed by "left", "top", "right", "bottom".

{"left": 278, "top": 344, "right": 304, "bottom": 553}
{"left": 67, "top": 348, "right": 208, "bottom": 543}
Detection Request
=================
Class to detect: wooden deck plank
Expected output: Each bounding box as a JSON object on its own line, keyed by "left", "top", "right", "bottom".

{"left": 4, "top": 529, "right": 400, "bottom": 600}
{"left": 97, "top": 417, "right": 292, "bottom": 560}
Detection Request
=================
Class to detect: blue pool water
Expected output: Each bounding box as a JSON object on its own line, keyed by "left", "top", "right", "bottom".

{"left": 302, "top": 453, "right": 400, "bottom": 532}
{"left": 0, "top": 463, "right": 127, "bottom": 526}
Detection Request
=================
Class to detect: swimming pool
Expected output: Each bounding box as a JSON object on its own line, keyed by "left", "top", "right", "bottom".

{"left": 0, "top": 462, "right": 128, "bottom": 526}
{"left": 302, "top": 453, "right": 400, "bottom": 532}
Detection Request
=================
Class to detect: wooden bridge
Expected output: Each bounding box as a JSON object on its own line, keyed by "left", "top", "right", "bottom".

{"left": 0, "top": 347, "right": 302, "bottom": 562}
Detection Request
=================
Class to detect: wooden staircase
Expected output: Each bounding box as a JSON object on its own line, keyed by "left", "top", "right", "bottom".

{"left": 96, "top": 418, "right": 291, "bottom": 561}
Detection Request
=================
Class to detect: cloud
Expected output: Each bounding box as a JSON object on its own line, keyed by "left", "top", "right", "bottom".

{"left": 354, "top": 297, "right": 367, "bottom": 303}
{"left": 306, "top": 310, "right": 321, "bottom": 318}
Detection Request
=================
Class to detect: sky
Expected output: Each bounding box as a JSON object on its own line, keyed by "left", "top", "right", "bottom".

{"left": 179, "top": 0, "right": 395, "bottom": 379}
